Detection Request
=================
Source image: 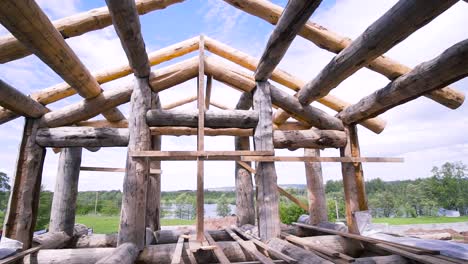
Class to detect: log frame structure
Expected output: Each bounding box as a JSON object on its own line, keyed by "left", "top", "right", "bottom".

{"left": 1, "top": 0, "right": 467, "bottom": 262}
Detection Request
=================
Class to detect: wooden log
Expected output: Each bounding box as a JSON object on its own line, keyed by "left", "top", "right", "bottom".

{"left": 154, "top": 230, "right": 233, "bottom": 244}
{"left": 72, "top": 234, "right": 118, "bottom": 248}
{"left": 204, "top": 56, "right": 344, "bottom": 131}
{"left": 96, "top": 243, "right": 139, "bottom": 264}
{"left": 253, "top": 81, "right": 280, "bottom": 241}
{"left": 267, "top": 238, "right": 331, "bottom": 264}
{"left": 147, "top": 109, "right": 259, "bottom": 128}
{"left": 225, "top": 228, "right": 274, "bottom": 264}
{"left": 355, "top": 255, "right": 409, "bottom": 264}
{"left": 36, "top": 127, "right": 129, "bottom": 147}
{"left": 234, "top": 136, "right": 255, "bottom": 226}
{"left": 296, "top": 0, "right": 457, "bottom": 104}
{"left": 49, "top": 147, "right": 82, "bottom": 236}
{"left": 80, "top": 167, "right": 125, "bottom": 172}
{"left": 273, "top": 129, "right": 346, "bottom": 150}
{"left": 204, "top": 232, "right": 231, "bottom": 264}
{"left": 38, "top": 57, "right": 198, "bottom": 128}
{"left": 277, "top": 186, "right": 308, "bottom": 211}
{"left": 106, "top": 0, "right": 150, "bottom": 77}
{"left": 0, "top": 246, "right": 42, "bottom": 264}
{"left": 222, "top": 0, "right": 465, "bottom": 110}
{"left": 163, "top": 95, "right": 198, "bottom": 110}
{"left": 0, "top": 0, "right": 183, "bottom": 63}
{"left": 118, "top": 77, "right": 152, "bottom": 249}
{"left": 255, "top": 0, "right": 321, "bottom": 81}
{"left": 337, "top": 39, "right": 468, "bottom": 124}
{"left": 300, "top": 235, "right": 362, "bottom": 257}
{"left": 204, "top": 35, "right": 386, "bottom": 134}
{"left": 242, "top": 156, "right": 403, "bottom": 163}
{"left": 304, "top": 149, "right": 328, "bottom": 225}
{"left": 151, "top": 126, "right": 253, "bottom": 136}
{"left": 3, "top": 118, "right": 46, "bottom": 249}
{"left": 33, "top": 231, "right": 71, "bottom": 249}
{"left": 0, "top": 80, "right": 48, "bottom": 118}
{"left": 205, "top": 75, "right": 213, "bottom": 109}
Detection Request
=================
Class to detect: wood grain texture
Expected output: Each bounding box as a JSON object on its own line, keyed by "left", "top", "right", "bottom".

{"left": 0, "top": 0, "right": 184, "bottom": 63}
{"left": 33, "top": 231, "right": 71, "bottom": 249}
{"left": 222, "top": 0, "right": 465, "bottom": 109}
{"left": 253, "top": 81, "right": 280, "bottom": 241}
{"left": 49, "top": 147, "right": 82, "bottom": 237}
{"left": 96, "top": 243, "right": 140, "bottom": 264}
{"left": 225, "top": 228, "right": 274, "bottom": 264}
{"left": 3, "top": 118, "right": 46, "bottom": 249}
{"left": 304, "top": 149, "right": 328, "bottom": 225}
{"left": 147, "top": 109, "right": 259, "bottom": 128}
{"left": 267, "top": 238, "right": 330, "bottom": 264}
{"left": 273, "top": 129, "right": 346, "bottom": 149}
{"left": 118, "top": 77, "right": 152, "bottom": 249}
{"left": 204, "top": 232, "right": 231, "bottom": 264}
{"left": 296, "top": 0, "right": 457, "bottom": 105}
{"left": 204, "top": 36, "right": 386, "bottom": 134}
{"left": 106, "top": 0, "right": 150, "bottom": 77}
{"left": 337, "top": 39, "right": 468, "bottom": 124}
{"left": 255, "top": 0, "right": 321, "bottom": 81}
{"left": 234, "top": 136, "right": 255, "bottom": 226}
{"left": 36, "top": 127, "right": 129, "bottom": 147}
{"left": 0, "top": 80, "right": 48, "bottom": 118}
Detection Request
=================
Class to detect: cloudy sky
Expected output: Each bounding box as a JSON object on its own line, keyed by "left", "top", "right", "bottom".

{"left": 0, "top": 0, "right": 467, "bottom": 192}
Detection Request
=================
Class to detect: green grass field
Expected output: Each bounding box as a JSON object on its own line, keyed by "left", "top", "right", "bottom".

{"left": 372, "top": 216, "right": 468, "bottom": 225}
{"left": 75, "top": 215, "right": 195, "bottom": 234}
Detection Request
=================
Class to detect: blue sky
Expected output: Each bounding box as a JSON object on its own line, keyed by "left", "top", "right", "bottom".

{"left": 0, "top": 0, "right": 467, "bottom": 191}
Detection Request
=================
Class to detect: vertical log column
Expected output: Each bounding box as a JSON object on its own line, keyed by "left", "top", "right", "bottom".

{"left": 253, "top": 81, "right": 280, "bottom": 240}
{"left": 340, "top": 125, "right": 368, "bottom": 233}
{"left": 49, "top": 147, "right": 82, "bottom": 236}
{"left": 235, "top": 92, "right": 255, "bottom": 226}
{"left": 196, "top": 35, "right": 206, "bottom": 241}
{"left": 304, "top": 148, "right": 328, "bottom": 225}
{"left": 118, "top": 77, "right": 152, "bottom": 249}
{"left": 3, "top": 118, "right": 46, "bottom": 249}
{"left": 146, "top": 93, "right": 162, "bottom": 231}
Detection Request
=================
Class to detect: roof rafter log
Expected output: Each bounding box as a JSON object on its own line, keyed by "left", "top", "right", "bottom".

{"left": 0, "top": 0, "right": 125, "bottom": 122}
{"left": 0, "top": 0, "right": 184, "bottom": 63}
{"left": 0, "top": 37, "right": 199, "bottom": 125}
{"left": 255, "top": 0, "right": 322, "bottom": 81}
{"left": 204, "top": 37, "right": 385, "bottom": 134}
{"left": 223, "top": 0, "right": 465, "bottom": 110}
{"left": 39, "top": 57, "right": 198, "bottom": 128}
{"left": 0, "top": 80, "right": 48, "bottom": 118}
{"left": 204, "top": 56, "right": 344, "bottom": 131}
{"left": 337, "top": 39, "right": 468, "bottom": 124}
{"left": 162, "top": 95, "right": 198, "bottom": 110}
{"left": 296, "top": 0, "right": 458, "bottom": 105}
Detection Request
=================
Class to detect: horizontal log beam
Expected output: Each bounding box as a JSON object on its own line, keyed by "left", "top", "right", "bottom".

{"left": 36, "top": 127, "right": 129, "bottom": 148}
{"left": 204, "top": 56, "right": 344, "bottom": 131}
{"left": 273, "top": 129, "right": 346, "bottom": 149}
{"left": 38, "top": 57, "right": 198, "bottom": 128}
{"left": 80, "top": 166, "right": 162, "bottom": 174}
{"left": 151, "top": 127, "right": 253, "bottom": 136}
{"left": 204, "top": 36, "right": 386, "bottom": 134}
{"left": 223, "top": 0, "right": 465, "bottom": 109}
{"left": 0, "top": 37, "right": 199, "bottom": 125}
{"left": 0, "top": 80, "right": 48, "bottom": 118}
{"left": 146, "top": 109, "right": 259, "bottom": 128}
{"left": 255, "top": 0, "right": 321, "bottom": 81}
{"left": 337, "top": 39, "right": 468, "bottom": 124}
{"left": 0, "top": 0, "right": 184, "bottom": 63}
{"left": 242, "top": 156, "right": 404, "bottom": 163}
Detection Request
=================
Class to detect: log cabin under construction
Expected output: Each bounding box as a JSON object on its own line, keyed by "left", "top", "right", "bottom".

{"left": 0, "top": 0, "right": 467, "bottom": 263}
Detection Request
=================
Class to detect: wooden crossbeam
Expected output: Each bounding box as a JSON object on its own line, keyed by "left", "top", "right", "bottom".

{"left": 296, "top": 0, "right": 457, "bottom": 105}
{"left": 225, "top": 228, "right": 274, "bottom": 264}
{"left": 163, "top": 95, "right": 198, "bottom": 110}
{"left": 241, "top": 156, "right": 403, "bottom": 163}
{"left": 337, "top": 39, "right": 468, "bottom": 124}
{"left": 255, "top": 0, "right": 321, "bottom": 81}
{"left": 171, "top": 236, "right": 185, "bottom": 264}
{"left": 204, "top": 36, "right": 386, "bottom": 134}
{"left": 204, "top": 232, "right": 231, "bottom": 264}
{"left": 222, "top": 0, "right": 465, "bottom": 110}
{"left": 130, "top": 151, "right": 274, "bottom": 160}
{"left": 0, "top": 80, "right": 48, "bottom": 118}
{"left": 80, "top": 166, "right": 162, "bottom": 174}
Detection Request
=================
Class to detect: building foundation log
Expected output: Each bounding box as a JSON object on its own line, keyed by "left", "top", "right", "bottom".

{"left": 96, "top": 243, "right": 139, "bottom": 264}
{"left": 33, "top": 231, "right": 72, "bottom": 249}
{"left": 267, "top": 238, "right": 331, "bottom": 264}
{"left": 49, "top": 147, "right": 82, "bottom": 236}
{"left": 3, "top": 118, "right": 46, "bottom": 249}
{"left": 304, "top": 149, "right": 328, "bottom": 225}
{"left": 72, "top": 234, "right": 118, "bottom": 248}
{"left": 147, "top": 109, "right": 259, "bottom": 128}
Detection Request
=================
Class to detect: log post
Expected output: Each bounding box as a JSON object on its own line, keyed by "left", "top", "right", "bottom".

{"left": 3, "top": 118, "right": 46, "bottom": 249}
{"left": 304, "top": 148, "right": 328, "bottom": 225}
{"left": 253, "top": 81, "right": 280, "bottom": 240}
{"left": 146, "top": 93, "right": 162, "bottom": 231}
{"left": 118, "top": 77, "right": 152, "bottom": 249}
{"left": 49, "top": 147, "right": 82, "bottom": 236}
{"left": 340, "top": 125, "right": 368, "bottom": 234}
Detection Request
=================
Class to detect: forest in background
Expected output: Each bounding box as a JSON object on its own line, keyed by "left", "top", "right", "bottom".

{"left": 0, "top": 161, "right": 467, "bottom": 230}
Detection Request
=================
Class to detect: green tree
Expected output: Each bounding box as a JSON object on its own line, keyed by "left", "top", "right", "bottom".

{"left": 0, "top": 172, "right": 10, "bottom": 211}
{"left": 216, "top": 194, "right": 231, "bottom": 217}
{"left": 428, "top": 162, "right": 467, "bottom": 212}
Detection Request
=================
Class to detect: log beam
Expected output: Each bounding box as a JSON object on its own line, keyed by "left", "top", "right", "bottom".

{"left": 273, "top": 129, "right": 346, "bottom": 150}
{"left": 337, "top": 39, "right": 468, "bottom": 124}
{"left": 255, "top": 0, "right": 321, "bottom": 81}
{"left": 49, "top": 147, "right": 82, "bottom": 237}
{"left": 3, "top": 118, "right": 46, "bottom": 249}
{"left": 253, "top": 81, "right": 280, "bottom": 241}
{"left": 96, "top": 243, "right": 139, "bottom": 264}
{"left": 296, "top": 0, "right": 457, "bottom": 105}
{"left": 162, "top": 95, "right": 197, "bottom": 110}
{"left": 223, "top": 0, "right": 465, "bottom": 110}
{"left": 304, "top": 149, "right": 327, "bottom": 225}
{"left": 0, "top": 80, "right": 48, "bottom": 118}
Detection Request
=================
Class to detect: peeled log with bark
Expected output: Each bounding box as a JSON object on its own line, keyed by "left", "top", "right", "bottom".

{"left": 36, "top": 127, "right": 129, "bottom": 148}
{"left": 96, "top": 243, "right": 139, "bottom": 264}
{"left": 300, "top": 235, "right": 363, "bottom": 257}
{"left": 33, "top": 231, "right": 71, "bottom": 249}
{"left": 337, "top": 39, "right": 468, "bottom": 124}
{"left": 296, "top": 0, "right": 457, "bottom": 104}
{"left": 273, "top": 129, "right": 346, "bottom": 149}
{"left": 147, "top": 109, "right": 258, "bottom": 128}
{"left": 72, "top": 234, "right": 118, "bottom": 248}
{"left": 267, "top": 238, "right": 331, "bottom": 264}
